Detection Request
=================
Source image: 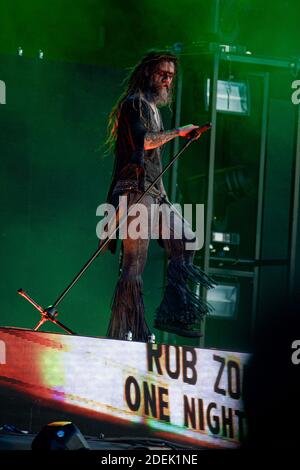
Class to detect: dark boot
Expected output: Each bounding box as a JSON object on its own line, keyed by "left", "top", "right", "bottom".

{"left": 154, "top": 256, "right": 216, "bottom": 337}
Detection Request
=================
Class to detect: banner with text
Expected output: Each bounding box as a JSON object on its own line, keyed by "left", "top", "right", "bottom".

{"left": 0, "top": 327, "right": 250, "bottom": 448}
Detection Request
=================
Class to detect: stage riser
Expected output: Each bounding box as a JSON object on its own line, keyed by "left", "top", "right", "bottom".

{"left": 0, "top": 327, "right": 250, "bottom": 448}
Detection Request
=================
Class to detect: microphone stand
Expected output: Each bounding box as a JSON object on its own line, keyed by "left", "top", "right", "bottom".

{"left": 18, "top": 124, "right": 211, "bottom": 334}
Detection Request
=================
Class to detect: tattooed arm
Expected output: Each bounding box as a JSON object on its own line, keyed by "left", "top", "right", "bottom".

{"left": 144, "top": 124, "right": 199, "bottom": 150}
{"left": 144, "top": 129, "right": 179, "bottom": 150}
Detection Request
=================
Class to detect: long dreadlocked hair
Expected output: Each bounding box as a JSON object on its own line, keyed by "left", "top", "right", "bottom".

{"left": 105, "top": 50, "right": 178, "bottom": 154}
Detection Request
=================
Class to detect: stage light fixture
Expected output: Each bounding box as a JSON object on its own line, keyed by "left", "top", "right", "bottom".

{"left": 212, "top": 232, "right": 240, "bottom": 245}
{"left": 31, "top": 421, "right": 90, "bottom": 451}
{"left": 205, "top": 78, "right": 249, "bottom": 115}
{"left": 206, "top": 281, "right": 239, "bottom": 319}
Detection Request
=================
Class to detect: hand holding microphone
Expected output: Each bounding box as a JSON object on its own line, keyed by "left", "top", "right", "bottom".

{"left": 177, "top": 122, "right": 212, "bottom": 140}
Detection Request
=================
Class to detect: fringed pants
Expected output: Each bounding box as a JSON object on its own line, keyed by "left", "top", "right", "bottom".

{"left": 106, "top": 192, "right": 214, "bottom": 341}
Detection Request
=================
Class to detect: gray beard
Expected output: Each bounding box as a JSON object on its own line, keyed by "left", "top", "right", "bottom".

{"left": 146, "top": 83, "right": 172, "bottom": 107}
{"left": 155, "top": 87, "right": 171, "bottom": 106}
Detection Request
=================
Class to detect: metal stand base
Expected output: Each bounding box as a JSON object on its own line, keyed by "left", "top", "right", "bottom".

{"left": 18, "top": 289, "right": 75, "bottom": 335}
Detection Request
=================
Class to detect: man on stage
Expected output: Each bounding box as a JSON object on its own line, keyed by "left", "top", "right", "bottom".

{"left": 101, "top": 50, "right": 214, "bottom": 341}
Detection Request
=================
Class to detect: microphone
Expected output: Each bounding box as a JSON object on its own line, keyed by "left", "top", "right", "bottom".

{"left": 188, "top": 122, "right": 212, "bottom": 140}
